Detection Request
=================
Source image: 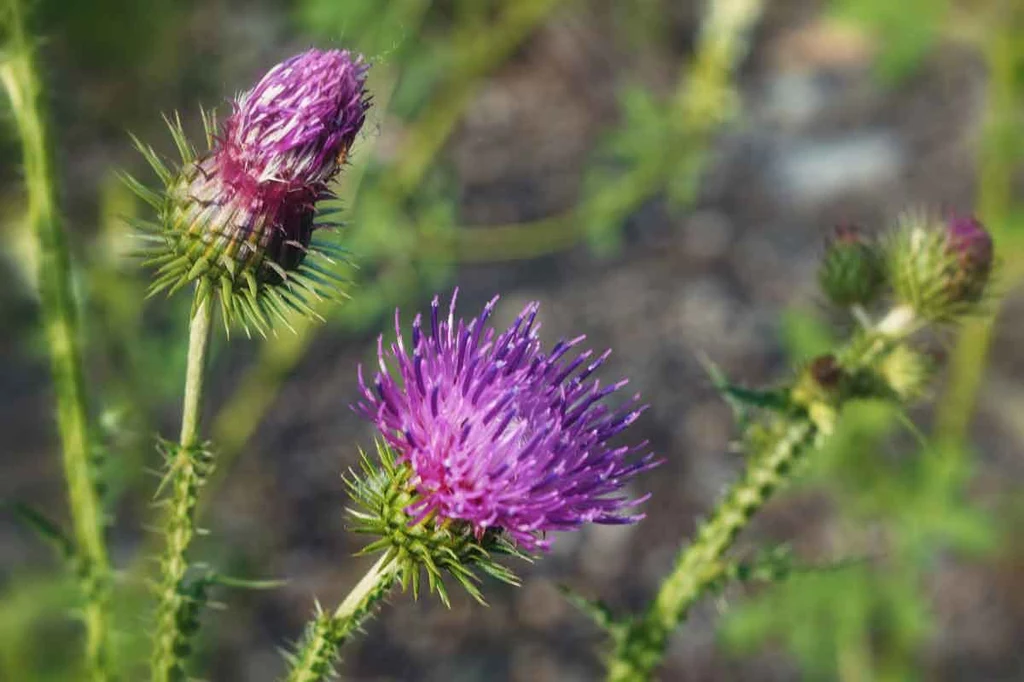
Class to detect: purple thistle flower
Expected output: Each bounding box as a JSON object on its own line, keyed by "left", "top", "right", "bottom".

{"left": 945, "top": 215, "right": 993, "bottom": 302}
{"left": 356, "top": 291, "right": 658, "bottom": 552}
{"left": 171, "top": 49, "right": 370, "bottom": 278}
{"left": 221, "top": 49, "right": 370, "bottom": 190}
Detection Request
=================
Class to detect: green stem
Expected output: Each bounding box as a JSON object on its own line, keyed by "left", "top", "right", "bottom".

{"left": 606, "top": 419, "right": 816, "bottom": 681}
{"left": 284, "top": 554, "right": 398, "bottom": 682}
{"left": 151, "top": 294, "right": 214, "bottom": 682}
{"left": 179, "top": 296, "right": 213, "bottom": 447}
{"left": 0, "top": 2, "right": 113, "bottom": 679}
{"left": 605, "top": 304, "right": 920, "bottom": 680}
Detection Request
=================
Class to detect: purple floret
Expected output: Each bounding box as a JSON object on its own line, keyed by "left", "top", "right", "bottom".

{"left": 220, "top": 49, "right": 370, "bottom": 190}
{"left": 175, "top": 49, "right": 370, "bottom": 275}
{"left": 356, "top": 291, "right": 658, "bottom": 551}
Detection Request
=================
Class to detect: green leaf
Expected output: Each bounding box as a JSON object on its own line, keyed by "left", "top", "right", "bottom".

{"left": 558, "top": 585, "right": 618, "bottom": 631}
{"left": 701, "top": 356, "right": 792, "bottom": 419}
{"left": 7, "top": 502, "right": 75, "bottom": 560}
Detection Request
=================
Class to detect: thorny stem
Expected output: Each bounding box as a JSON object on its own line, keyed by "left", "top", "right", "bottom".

{"left": 604, "top": 306, "right": 920, "bottom": 681}
{"left": 606, "top": 420, "right": 816, "bottom": 681}
{"left": 0, "top": 2, "right": 114, "bottom": 678}
{"left": 284, "top": 554, "right": 398, "bottom": 682}
{"left": 151, "top": 294, "right": 214, "bottom": 682}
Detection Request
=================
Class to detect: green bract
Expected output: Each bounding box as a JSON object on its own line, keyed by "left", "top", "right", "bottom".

{"left": 819, "top": 226, "right": 887, "bottom": 307}
{"left": 345, "top": 442, "right": 526, "bottom": 606}
{"left": 125, "top": 113, "right": 351, "bottom": 336}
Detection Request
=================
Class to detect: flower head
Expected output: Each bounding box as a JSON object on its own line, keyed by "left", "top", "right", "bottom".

{"left": 819, "top": 224, "right": 886, "bottom": 307}
{"left": 356, "top": 292, "right": 657, "bottom": 551}
{"left": 174, "top": 49, "right": 369, "bottom": 280}
{"left": 220, "top": 48, "right": 370, "bottom": 192}
{"left": 945, "top": 215, "right": 993, "bottom": 303}
{"left": 885, "top": 211, "right": 995, "bottom": 322}
{"left": 136, "top": 49, "right": 369, "bottom": 330}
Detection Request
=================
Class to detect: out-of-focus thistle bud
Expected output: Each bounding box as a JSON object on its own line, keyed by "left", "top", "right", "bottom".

{"left": 791, "top": 354, "right": 843, "bottom": 435}
{"left": 128, "top": 49, "right": 370, "bottom": 332}
{"left": 877, "top": 345, "right": 933, "bottom": 402}
{"left": 819, "top": 224, "right": 886, "bottom": 307}
{"left": 945, "top": 216, "right": 994, "bottom": 304}
{"left": 885, "top": 212, "right": 994, "bottom": 322}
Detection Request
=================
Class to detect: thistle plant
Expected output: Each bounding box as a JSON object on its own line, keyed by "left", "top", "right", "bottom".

{"left": 284, "top": 292, "right": 658, "bottom": 680}
{"left": 1, "top": 1, "right": 1006, "bottom": 677}
{"left": 130, "top": 49, "right": 371, "bottom": 681}
{"left": 597, "top": 212, "right": 994, "bottom": 680}
{"left": 132, "top": 49, "right": 368, "bottom": 333}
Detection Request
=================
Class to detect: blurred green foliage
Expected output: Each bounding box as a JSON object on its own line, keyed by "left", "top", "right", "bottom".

{"left": 830, "top": 0, "right": 950, "bottom": 82}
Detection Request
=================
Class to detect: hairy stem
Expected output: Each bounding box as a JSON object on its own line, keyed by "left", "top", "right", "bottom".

{"left": 606, "top": 419, "right": 815, "bottom": 681}
{"left": 605, "top": 306, "right": 920, "bottom": 680}
{"left": 151, "top": 294, "right": 214, "bottom": 682}
{"left": 284, "top": 554, "right": 398, "bottom": 682}
{"left": 0, "top": 2, "right": 113, "bottom": 678}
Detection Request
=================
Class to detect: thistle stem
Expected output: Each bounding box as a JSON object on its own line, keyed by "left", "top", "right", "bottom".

{"left": 179, "top": 297, "right": 213, "bottom": 447}
{"left": 605, "top": 302, "right": 921, "bottom": 679}
{"left": 1, "top": 2, "right": 113, "bottom": 678}
{"left": 151, "top": 294, "right": 214, "bottom": 682}
{"left": 605, "top": 420, "right": 815, "bottom": 681}
{"left": 284, "top": 554, "right": 398, "bottom": 682}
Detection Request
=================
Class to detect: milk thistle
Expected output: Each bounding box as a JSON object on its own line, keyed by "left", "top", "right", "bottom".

{"left": 284, "top": 292, "right": 657, "bottom": 681}
{"left": 139, "top": 49, "right": 370, "bottom": 682}
{"left": 819, "top": 224, "right": 886, "bottom": 307}
{"left": 133, "top": 48, "right": 369, "bottom": 331}
{"left": 603, "top": 212, "right": 996, "bottom": 681}
{"left": 357, "top": 291, "right": 657, "bottom": 550}
{"left": 886, "top": 212, "right": 994, "bottom": 323}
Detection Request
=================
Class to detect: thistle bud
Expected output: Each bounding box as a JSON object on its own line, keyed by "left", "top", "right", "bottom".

{"left": 818, "top": 224, "right": 886, "bottom": 307}
{"left": 885, "top": 212, "right": 994, "bottom": 322}
{"left": 791, "top": 354, "right": 843, "bottom": 435}
{"left": 877, "top": 345, "right": 933, "bottom": 402}
{"left": 945, "top": 216, "right": 993, "bottom": 304}
{"left": 134, "top": 49, "right": 370, "bottom": 330}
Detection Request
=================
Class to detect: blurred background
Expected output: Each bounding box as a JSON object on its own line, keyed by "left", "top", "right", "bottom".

{"left": 1, "top": 0, "right": 1023, "bottom": 680}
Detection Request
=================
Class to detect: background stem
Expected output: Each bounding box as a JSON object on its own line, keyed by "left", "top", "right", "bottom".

{"left": 0, "top": 1, "right": 113, "bottom": 678}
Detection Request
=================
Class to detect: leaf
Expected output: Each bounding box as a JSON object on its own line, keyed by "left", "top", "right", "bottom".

{"left": 700, "top": 355, "right": 792, "bottom": 418}
{"left": 7, "top": 502, "right": 75, "bottom": 560}
{"left": 558, "top": 585, "right": 618, "bottom": 631}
